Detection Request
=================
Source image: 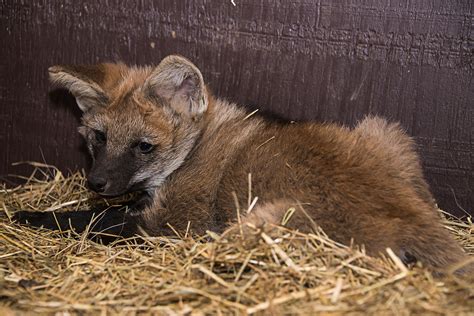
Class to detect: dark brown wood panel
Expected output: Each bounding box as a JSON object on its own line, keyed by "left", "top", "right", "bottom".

{"left": 1, "top": 0, "right": 473, "bottom": 217}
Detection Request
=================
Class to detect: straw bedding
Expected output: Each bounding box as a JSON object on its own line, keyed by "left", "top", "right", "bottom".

{"left": 1, "top": 163, "right": 473, "bottom": 315}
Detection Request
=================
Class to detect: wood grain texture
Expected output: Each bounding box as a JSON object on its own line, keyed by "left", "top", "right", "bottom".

{"left": 1, "top": 0, "right": 472, "bottom": 216}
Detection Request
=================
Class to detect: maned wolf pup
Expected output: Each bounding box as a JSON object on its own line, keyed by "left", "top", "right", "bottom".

{"left": 16, "top": 55, "right": 470, "bottom": 274}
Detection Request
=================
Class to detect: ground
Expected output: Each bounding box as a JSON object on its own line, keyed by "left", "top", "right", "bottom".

{"left": 0, "top": 164, "right": 473, "bottom": 315}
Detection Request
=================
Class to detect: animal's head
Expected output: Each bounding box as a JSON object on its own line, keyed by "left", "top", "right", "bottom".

{"left": 49, "top": 55, "right": 209, "bottom": 196}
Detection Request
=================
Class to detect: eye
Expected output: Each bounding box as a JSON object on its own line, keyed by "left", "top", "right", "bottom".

{"left": 94, "top": 130, "right": 106, "bottom": 144}
{"left": 138, "top": 141, "right": 154, "bottom": 154}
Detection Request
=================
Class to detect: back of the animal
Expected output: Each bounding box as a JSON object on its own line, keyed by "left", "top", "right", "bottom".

{"left": 232, "top": 115, "right": 471, "bottom": 276}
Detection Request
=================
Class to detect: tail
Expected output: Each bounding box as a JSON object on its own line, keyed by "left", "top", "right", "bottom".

{"left": 397, "top": 220, "right": 473, "bottom": 277}
{"left": 354, "top": 117, "right": 472, "bottom": 276}
{"left": 354, "top": 116, "right": 436, "bottom": 207}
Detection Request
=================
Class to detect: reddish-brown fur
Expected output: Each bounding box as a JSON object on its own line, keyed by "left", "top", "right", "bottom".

{"left": 43, "top": 55, "right": 470, "bottom": 274}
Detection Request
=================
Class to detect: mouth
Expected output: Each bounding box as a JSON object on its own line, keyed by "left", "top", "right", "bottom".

{"left": 87, "top": 177, "right": 155, "bottom": 202}
{"left": 93, "top": 191, "right": 129, "bottom": 198}
{"left": 88, "top": 181, "right": 143, "bottom": 197}
{"left": 90, "top": 189, "right": 150, "bottom": 214}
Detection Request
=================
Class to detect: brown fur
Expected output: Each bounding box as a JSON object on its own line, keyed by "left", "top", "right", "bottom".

{"left": 47, "top": 55, "right": 470, "bottom": 274}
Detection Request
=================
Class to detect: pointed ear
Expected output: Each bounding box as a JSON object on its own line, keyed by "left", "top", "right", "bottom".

{"left": 48, "top": 63, "right": 125, "bottom": 112}
{"left": 144, "top": 55, "right": 208, "bottom": 117}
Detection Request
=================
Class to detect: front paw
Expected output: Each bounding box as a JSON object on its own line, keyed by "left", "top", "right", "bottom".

{"left": 13, "top": 211, "right": 60, "bottom": 230}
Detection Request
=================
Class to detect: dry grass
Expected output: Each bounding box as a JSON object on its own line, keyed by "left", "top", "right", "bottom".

{"left": 0, "top": 163, "right": 473, "bottom": 315}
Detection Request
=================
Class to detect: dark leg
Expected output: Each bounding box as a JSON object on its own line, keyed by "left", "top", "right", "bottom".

{"left": 13, "top": 206, "right": 139, "bottom": 244}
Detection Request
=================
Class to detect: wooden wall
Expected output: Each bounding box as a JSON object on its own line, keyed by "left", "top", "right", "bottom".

{"left": 1, "top": 0, "right": 472, "bottom": 216}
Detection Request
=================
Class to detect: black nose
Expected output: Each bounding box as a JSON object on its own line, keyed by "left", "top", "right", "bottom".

{"left": 87, "top": 177, "right": 107, "bottom": 193}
